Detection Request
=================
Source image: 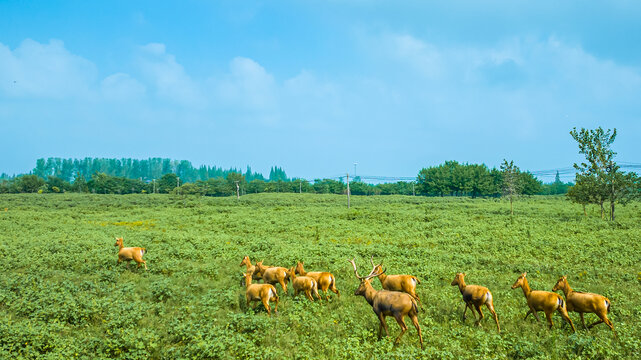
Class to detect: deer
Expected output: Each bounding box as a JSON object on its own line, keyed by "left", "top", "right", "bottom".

{"left": 450, "top": 273, "right": 500, "bottom": 333}
{"left": 255, "top": 261, "right": 290, "bottom": 293}
{"left": 552, "top": 276, "right": 614, "bottom": 334}
{"left": 114, "top": 237, "right": 147, "bottom": 270}
{"left": 511, "top": 272, "right": 575, "bottom": 332}
{"left": 370, "top": 257, "right": 421, "bottom": 306}
{"left": 243, "top": 271, "right": 279, "bottom": 315}
{"left": 288, "top": 267, "right": 321, "bottom": 301}
{"left": 348, "top": 258, "right": 424, "bottom": 349}
{"left": 240, "top": 256, "right": 262, "bottom": 282}
{"left": 295, "top": 261, "right": 340, "bottom": 299}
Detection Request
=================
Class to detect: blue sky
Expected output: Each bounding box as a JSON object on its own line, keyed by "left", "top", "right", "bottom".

{"left": 1, "top": 1, "right": 640, "bottom": 181}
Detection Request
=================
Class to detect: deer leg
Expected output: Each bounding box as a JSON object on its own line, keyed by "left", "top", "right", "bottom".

{"left": 587, "top": 319, "right": 604, "bottom": 329}
{"left": 261, "top": 298, "right": 271, "bottom": 316}
{"left": 392, "top": 314, "right": 408, "bottom": 346}
{"left": 279, "top": 279, "right": 287, "bottom": 293}
{"left": 273, "top": 296, "right": 279, "bottom": 314}
{"left": 545, "top": 311, "right": 554, "bottom": 329}
{"left": 377, "top": 312, "right": 390, "bottom": 338}
{"left": 580, "top": 313, "right": 588, "bottom": 330}
{"left": 486, "top": 302, "right": 500, "bottom": 333}
{"left": 474, "top": 304, "right": 484, "bottom": 327}
{"left": 330, "top": 280, "right": 340, "bottom": 297}
{"left": 305, "top": 289, "right": 314, "bottom": 302}
{"left": 558, "top": 306, "right": 576, "bottom": 332}
{"left": 410, "top": 313, "right": 424, "bottom": 350}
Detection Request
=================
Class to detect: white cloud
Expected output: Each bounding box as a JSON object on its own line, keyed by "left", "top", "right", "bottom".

{"left": 101, "top": 73, "right": 146, "bottom": 101}
{"left": 0, "top": 39, "right": 97, "bottom": 99}
{"left": 137, "top": 43, "right": 204, "bottom": 106}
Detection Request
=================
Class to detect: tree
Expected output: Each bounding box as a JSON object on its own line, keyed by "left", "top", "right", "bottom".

{"left": 158, "top": 173, "right": 179, "bottom": 194}
{"left": 16, "top": 175, "right": 46, "bottom": 193}
{"left": 569, "top": 127, "right": 639, "bottom": 221}
{"left": 500, "top": 159, "right": 521, "bottom": 216}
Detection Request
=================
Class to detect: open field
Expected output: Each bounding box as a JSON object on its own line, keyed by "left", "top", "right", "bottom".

{"left": 0, "top": 193, "right": 640, "bottom": 359}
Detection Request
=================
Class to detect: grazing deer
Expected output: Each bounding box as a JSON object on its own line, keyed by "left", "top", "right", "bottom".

{"left": 295, "top": 261, "right": 340, "bottom": 299}
{"left": 243, "top": 272, "right": 279, "bottom": 315}
{"left": 370, "top": 257, "right": 420, "bottom": 305}
{"left": 114, "top": 237, "right": 147, "bottom": 270}
{"left": 255, "top": 262, "right": 290, "bottom": 293}
{"left": 511, "top": 272, "right": 575, "bottom": 332}
{"left": 349, "top": 258, "right": 424, "bottom": 349}
{"left": 288, "top": 267, "right": 321, "bottom": 301}
{"left": 450, "top": 273, "right": 500, "bottom": 333}
{"left": 552, "top": 276, "right": 614, "bottom": 334}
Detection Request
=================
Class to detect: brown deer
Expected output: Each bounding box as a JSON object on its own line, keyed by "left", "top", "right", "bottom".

{"left": 288, "top": 267, "right": 321, "bottom": 301}
{"left": 114, "top": 237, "right": 147, "bottom": 270}
{"left": 370, "top": 257, "right": 420, "bottom": 305}
{"left": 349, "top": 258, "right": 424, "bottom": 349}
{"left": 243, "top": 272, "right": 279, "bottom": 315}
{"left": 295, "top": 261, "right": 340, "bottom": 299}
{"left": 255, "top": 261, "right": 289, "bottom": 293}
{"left": 511, "top": 272, "right": 575, "bottom": 332}
{"left": 552, "top": 276, "right": 614, "bottom": 334}
{"left": 450, "top": 273, "right": 500, "bottom": 333}
{"left": 240, "top": 256, "right": 262, "bottom": 281}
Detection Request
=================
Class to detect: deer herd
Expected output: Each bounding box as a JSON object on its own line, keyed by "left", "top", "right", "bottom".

{"left": 114, "top": 237, "right": 616, "bottom": 349}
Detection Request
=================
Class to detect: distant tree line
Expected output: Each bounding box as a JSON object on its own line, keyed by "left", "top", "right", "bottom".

{"left": 0, "top": 157, "right": 577, "bottom": 197}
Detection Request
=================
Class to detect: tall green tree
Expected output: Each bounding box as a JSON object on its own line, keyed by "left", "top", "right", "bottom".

{"left": 569, "top": 127, "right": 639, "bottom": 221}
{"left": 500, "top": 159, "right": 521, "bottom": 216}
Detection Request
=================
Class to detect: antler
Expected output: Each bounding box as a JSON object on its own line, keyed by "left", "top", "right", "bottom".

{"left": 349, "top": 257, "right": 385, "bottom": 281}
{"left": 348, "top": 258, "right": 364, "bottom": 279}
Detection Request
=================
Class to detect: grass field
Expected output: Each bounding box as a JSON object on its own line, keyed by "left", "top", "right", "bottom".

{"left": 0, "top": 193, "right": 640, "bottom": 359}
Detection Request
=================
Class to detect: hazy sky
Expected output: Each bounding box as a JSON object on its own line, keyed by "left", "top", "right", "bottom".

{"left": 1, "top": 1, "right": 640, "bottom": 181}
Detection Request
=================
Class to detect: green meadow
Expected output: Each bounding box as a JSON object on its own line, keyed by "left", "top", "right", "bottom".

{"left": 0, "top": 193, "right": 639, "bottom": 359}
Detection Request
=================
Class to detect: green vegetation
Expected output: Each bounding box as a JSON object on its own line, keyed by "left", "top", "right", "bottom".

{"left": 1, "top": 193, "right": 639, "bottom": 359}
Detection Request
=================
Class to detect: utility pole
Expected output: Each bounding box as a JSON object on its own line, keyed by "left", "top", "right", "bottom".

{"left": 235, "top": 181, "right": 240, "bottom": 199}
{"left": 153, "top": 179, "right": 156, "bottom": 194}
{"left": 346, "top": 173, "right": 350, "bottom": 209}
{"left": 299, "top": 179, "right": 302, "bottom": 194}
{"left": 412, "top": 182, "right": 415, "bottom": 196}
{"left": 354, "top": 162, "right": 358, "bottom": 181}
{"left": 177, "top": 177, "right": 180, "bottom": 196}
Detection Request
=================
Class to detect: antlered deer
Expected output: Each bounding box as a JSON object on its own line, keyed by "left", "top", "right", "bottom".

{"left": 243, "top": 272, "right": 279, "bottom": 315}
{"left": 370, "top": 257, "right": 420, "bottom": 305}
{"left": 450, "top": 272, "right": 500, "bottom": 333}
{"left": 511, "top": 272, "right": 575, "bottom": 332}
{"left": 114, "top": 237, "right": 147, "bottom": 270}
{"left": 349, "top": 258, "right": 424, "bottom": 349}
{"left": 295, "top": 261, "right": 340, "bottom": 299}
{"left": 288, "top": 267, "right": 321, "bottom": 301}
{"left": 552, "top": 276, "right": 614, "bottom": 334}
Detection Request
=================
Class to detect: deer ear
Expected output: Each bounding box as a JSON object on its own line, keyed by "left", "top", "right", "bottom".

{"left": 523, "top": 272, "right": 527, "bottom": 277}
{"left": 462, "top": 272, "right": 466, "bottom": 277}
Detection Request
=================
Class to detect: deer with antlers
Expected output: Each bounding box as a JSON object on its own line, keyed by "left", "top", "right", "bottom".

{"left": 348, "top": 258, "right": 424, "bottom": 349}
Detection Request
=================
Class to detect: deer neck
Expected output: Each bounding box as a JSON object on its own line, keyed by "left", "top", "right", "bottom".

{"left": 376, "top": 272, "right": 387, "bottom": 283}
{"left": 362, "top": 281, "right": 378, "bottom": 306}
{"left": 521, "top": 278, "right": 532, "bottom": 299}
{"left": 457, "top": 279, "right": 467, "bottom": 294}
{"left": 298, "top": 265, "right": 307, "bottom": 276}
{"left": 245, "top": 276, "right": 252, "bottom": 288}
{"left": 561, "top": 281, "right": 572, "bottom": 297}
{"left": 118, "top": 242, "right": 124, "bottom": 251}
